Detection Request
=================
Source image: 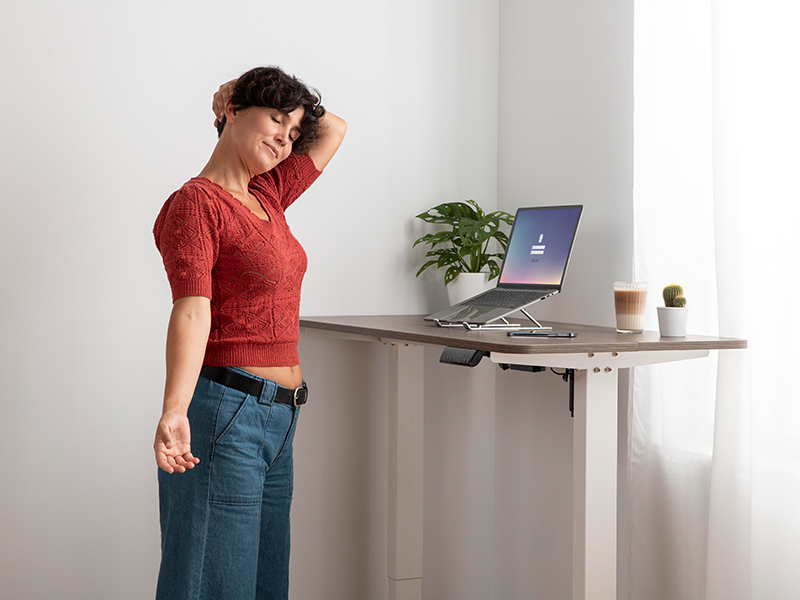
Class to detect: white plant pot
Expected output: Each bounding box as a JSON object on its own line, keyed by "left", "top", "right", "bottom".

{"left": 446, "top": 272, "right": 491, "bottom": 305}
{"left": 657, "top": 306, "right": 689, "bottom": 337}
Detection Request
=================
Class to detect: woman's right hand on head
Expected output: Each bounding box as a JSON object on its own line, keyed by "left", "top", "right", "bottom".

{"left": 155, "top": 412, "right": 200, "bottom": 473}
{"left": 212, "top": 79, "right": 238, "bottom": 127}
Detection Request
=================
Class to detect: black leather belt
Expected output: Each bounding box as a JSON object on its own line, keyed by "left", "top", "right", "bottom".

{"left": 200, "top": 366, "right": 308, "bottom": 408}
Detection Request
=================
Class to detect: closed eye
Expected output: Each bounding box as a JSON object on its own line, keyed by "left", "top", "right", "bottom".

{"left": 271, "top": 111, "right": 298, "bottom": 143}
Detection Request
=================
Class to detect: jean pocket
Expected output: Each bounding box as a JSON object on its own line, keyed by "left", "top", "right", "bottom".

{"left": 211, "top": 386, "right": 249, "bottom": 446}
{"left": 270, "top": 404, "right": 300, "bottom": 467}
{"left": 208, "top": 389, "right": 268, "bottom": 505}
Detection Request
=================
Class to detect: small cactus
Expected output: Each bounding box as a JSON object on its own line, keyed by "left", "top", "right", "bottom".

{"left": 663, "top": 284, "right": 687, "bottom": 307}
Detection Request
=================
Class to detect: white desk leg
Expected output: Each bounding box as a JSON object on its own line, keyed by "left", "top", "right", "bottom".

{"left": 388, "top": 344, "right": 424, "bottom": 600}
{"left": 573, "top": 366, "right": 618, "bottom": 600}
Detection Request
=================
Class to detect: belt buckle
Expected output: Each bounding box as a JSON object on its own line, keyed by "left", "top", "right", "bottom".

{"left": 292, "top": 383, "right": 308, "bottom": 408}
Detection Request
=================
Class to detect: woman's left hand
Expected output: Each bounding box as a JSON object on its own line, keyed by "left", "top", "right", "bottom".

{"left": 155, "top": 411, "right": 199, "bottom": 474}
{"left": 212, "top": 79, "right": 238, "bottom": 127}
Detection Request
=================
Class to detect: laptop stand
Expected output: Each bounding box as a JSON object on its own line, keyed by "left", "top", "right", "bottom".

{"left": 432, "top": 308, "right": 552, "bottom": 332}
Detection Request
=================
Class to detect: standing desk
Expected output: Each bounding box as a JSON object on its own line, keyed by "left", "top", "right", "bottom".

{"left": 299, "top": 315, "right": 747, "bottom": 600}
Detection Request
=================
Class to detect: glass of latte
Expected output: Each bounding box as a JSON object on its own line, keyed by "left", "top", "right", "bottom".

{"left": 613, "top": 282, "right": 648, "bottom": 333}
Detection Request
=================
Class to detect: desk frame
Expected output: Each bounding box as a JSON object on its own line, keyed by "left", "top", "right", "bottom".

{"left": 301, "top": 316, "right": 745, "bottom": 600}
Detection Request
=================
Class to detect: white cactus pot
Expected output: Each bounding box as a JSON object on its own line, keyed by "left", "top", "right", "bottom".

{"left": 657, "top": 306, "right": 689, "bottom": 337}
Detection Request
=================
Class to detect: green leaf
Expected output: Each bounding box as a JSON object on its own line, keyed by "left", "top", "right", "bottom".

{"left": 413, "top": 231, "right": 455, "bottom": 249}
{"left": 444, "top": 265, "right": 463, "bottom": 286}
{"left": 437, "top": 253, "right": 462, "bottom": 268}
{"left": 493, "top": 230, "right": 509, "bottom": 251}
{"left": 415, "top": 201, "right": 479, "bottom": 225}
{"left": 465, "top": 199, "right": 485, "bottom": 219}
{"left": 412, "top": 233, "right": 437, "bottom": 248}
{"left": 487, "top": 261, "right": 500, "bottom": 281}
{"left": 423, "top": 250, "right": 455, "bottom": 261}
{"left": 487, "top": 210, "right": 515, "bottom": 226}
{"left": 415, "top": 260, "right": 439, "bottom": 277}
{"left": 458, "top": 218, "right": 493, "bottom": 247}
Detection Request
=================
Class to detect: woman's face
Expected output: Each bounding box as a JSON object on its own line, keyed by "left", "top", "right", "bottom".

{"left": 226, "top": 103, "right": 305, "bottom": 174}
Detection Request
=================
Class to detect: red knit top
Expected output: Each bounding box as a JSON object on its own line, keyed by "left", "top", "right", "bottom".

{"left": 154, "top": 153, "right": 322, "bottom": 367}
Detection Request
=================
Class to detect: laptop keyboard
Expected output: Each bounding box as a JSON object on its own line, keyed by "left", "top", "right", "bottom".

{"left": 458, "top": 289, "right": 549, "bottom": 308}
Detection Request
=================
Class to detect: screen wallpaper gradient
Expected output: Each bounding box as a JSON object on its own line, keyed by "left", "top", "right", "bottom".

{"left": 499, "top": 206, "right": 582, "bottom": 286}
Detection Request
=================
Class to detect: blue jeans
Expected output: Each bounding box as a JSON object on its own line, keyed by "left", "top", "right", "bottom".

{"left": 156, "top": 368, "right": 301, "bottom": 600}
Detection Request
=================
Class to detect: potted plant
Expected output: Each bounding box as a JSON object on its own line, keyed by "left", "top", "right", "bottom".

{"left": 657, "top": 283, "right": 689, "bottom": 337}
{"left": 413, "top": 199, "right": 515, "bottom": 305}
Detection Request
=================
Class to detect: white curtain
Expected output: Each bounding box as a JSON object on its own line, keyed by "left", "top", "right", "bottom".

{"left": 630, "top": 1, "right": 800, "bottom": 599}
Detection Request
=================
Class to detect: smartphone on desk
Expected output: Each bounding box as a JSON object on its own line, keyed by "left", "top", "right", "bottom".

{"left": 507, "top": 331, "right": 577, "bottom": 338}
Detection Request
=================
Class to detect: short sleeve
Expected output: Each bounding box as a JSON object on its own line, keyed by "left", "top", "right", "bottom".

{"left": 252, "top": 153, "right": 322, "bottom": 210}
{"left": 153, "top": 184, "right": 220, "bottom": 302}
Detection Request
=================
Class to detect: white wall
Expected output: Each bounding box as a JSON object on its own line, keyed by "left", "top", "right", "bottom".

{"left": 0, "top": 1, "right": 499, "bottom": 599}
{"left": 0, "top": 0, "right": 634, "bottom": 598}
{"left": 498, "top": 0, "right": 634, "bottom": 326}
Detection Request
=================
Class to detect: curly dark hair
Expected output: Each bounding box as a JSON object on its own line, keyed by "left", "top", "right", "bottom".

{"left": 216, "top": 66, "right": 325, "bottom": 155}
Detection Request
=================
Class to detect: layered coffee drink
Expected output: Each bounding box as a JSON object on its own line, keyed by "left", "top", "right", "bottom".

{"left": 613, "top": 282, "right": 648, "bottom": 333}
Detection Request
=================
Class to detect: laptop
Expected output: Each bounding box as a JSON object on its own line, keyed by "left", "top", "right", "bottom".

{"left": 424, "top": 205, "right": 583, "bottom": 325}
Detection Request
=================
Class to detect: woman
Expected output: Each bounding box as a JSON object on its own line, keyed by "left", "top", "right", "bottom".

{"left": 152, "top": 66, "right": 346, "bottom": 600}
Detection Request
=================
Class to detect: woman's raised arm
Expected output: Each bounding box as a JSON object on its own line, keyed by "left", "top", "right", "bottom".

{"left": 308, "top": 111, "right": 347, "bottom": 171}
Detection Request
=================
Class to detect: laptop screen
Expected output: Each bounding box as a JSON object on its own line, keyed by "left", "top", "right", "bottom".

{"left": 498, "top": 205, "right": 583, "bottom": 287}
